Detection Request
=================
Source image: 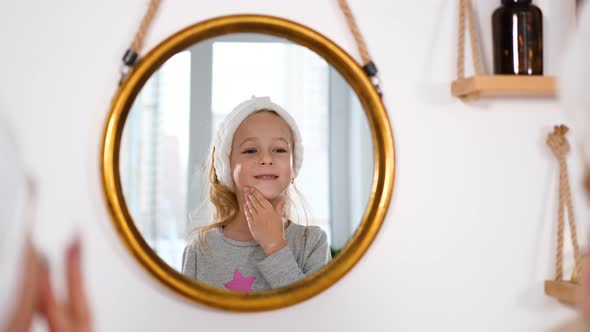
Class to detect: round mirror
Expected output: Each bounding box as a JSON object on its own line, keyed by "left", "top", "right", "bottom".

{"left": 102, "top": 14, "right": 394, "bottom": 311}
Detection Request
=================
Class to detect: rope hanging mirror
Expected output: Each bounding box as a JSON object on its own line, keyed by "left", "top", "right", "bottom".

{"left": 118, "top": 0, "right": 383, "bottom": 96}
{"left": 101, "top": 0, "right": 395, "bottom": 311}
{"left": 544, "top": 125, "right": 588, "bottom": 305}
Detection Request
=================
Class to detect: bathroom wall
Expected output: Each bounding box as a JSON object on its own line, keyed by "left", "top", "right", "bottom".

{"left": 0, "top": 0, "right": 585, "bottom": 330}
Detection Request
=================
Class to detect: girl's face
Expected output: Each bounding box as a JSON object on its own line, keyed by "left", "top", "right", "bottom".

{"left": 230, "top": 111, "right": 293, "bottom": 200}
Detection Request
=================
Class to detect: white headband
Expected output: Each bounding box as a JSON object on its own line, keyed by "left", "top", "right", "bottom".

{"left": 213, "top": 96, "right": 304, "bottom": 191}
{"left": 561, "top": 4, "right": 590, "bottom": 160}
{"left": 0, "top": 116, "right": 29, "bottom": 328}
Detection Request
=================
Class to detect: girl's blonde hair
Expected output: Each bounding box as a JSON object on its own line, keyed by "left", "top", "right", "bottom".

{"left": 191, "top": 110, "right": 310, "bottom": 252}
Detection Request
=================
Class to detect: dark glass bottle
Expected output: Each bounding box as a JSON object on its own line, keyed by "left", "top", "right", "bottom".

{"left": 492, "top": 0, "right": 543, "bottom": 75}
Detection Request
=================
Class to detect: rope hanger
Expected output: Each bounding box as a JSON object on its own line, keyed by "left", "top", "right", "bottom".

{"left": 546, "top": 125, "right": 582, "bottom": 283}
{"left": 118, "top": 0, "right": 382, "bottom": 97}
{"left": 457, "top": 0, "right": 483, "bottom": 79}
{"left": 336, "top": 0, "right": 382, "bottom": 96}
{"left": 119, "top": 0, "right": 161, "bottom": 84}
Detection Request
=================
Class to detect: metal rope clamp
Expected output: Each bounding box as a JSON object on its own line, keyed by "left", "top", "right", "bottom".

{"left": 362, "top": 61, "right": 382, "bottom": 97}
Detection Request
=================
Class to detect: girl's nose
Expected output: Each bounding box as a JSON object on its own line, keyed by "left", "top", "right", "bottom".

{"left": 259, "top": 153, "right": 274, "bottom": 165}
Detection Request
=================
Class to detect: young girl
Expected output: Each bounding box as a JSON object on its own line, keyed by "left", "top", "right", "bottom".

{"left": 181, "top": 96, "right": 331, "bottom": 292}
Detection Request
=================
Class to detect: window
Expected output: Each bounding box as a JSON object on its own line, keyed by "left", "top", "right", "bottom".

{"left": 120, "top": 51, "right": 191, "bottom": 270}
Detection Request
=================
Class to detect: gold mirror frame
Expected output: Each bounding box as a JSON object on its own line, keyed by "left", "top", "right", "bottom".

{"left": 101, "top": 14, "right": 395, "bottom": 312}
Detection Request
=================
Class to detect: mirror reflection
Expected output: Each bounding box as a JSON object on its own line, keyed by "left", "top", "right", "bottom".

{"left": 119, "top": 33, "right": 373, "bottom": 291}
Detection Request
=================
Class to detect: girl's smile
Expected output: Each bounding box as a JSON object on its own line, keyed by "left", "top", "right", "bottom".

{"left": 254, "top": 174, "right": 279, "bottom": 180}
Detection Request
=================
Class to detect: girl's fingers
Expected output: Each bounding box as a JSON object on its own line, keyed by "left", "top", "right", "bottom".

{"left": 245, "top": 203, "right": 262, "bottom": 235}
{"left": 38, "top": 255, "right": 65, "bottom": 332}
{"left": 66, "top": 237, "right": 91, "bottom": 324}
{"left": 244, "top": 203, "right": 254, "bottom": 223}
{"left": 246, "top": 191, "right": 263, "bottom": 211}
{"left": 246, "top": 195, "right": 258, "bottom": 216}
{"left": 274, "top": 198, "right": 286, "bottom": 215}
{"left": 250, "top": 188, "right": 272, "bottom": 209}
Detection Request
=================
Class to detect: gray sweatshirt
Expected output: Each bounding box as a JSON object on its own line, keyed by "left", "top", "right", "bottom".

{"left": 181, "top": 221, "right": 331, "bottom": 291}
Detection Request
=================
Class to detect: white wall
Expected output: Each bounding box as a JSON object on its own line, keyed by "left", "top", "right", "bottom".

{"left": 0, "top": 0, "right": 585, "bottom": 331}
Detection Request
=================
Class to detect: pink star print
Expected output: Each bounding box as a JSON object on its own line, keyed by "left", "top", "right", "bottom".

{"left": 224, "top": 269, "right": 256, "bottom": 292}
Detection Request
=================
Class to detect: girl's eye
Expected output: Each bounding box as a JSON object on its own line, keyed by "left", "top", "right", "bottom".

{"left": 242, "top": 149, "right": 256, "bottom": 154}
{"left": 274, "top": 148, "right": 288, "bottom": 153}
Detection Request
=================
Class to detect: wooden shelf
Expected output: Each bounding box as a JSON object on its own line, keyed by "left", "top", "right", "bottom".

{"left": 451, "top": 75, "right": 557, "bottom": 100}
{"left": 545, "top": 280, "right": 579, "bottom": 306}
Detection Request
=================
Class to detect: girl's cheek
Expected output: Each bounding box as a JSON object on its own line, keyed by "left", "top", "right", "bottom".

{"left": 232, "top": 163, "right": 245, "bottom": 188}
{"left": 234, "top": 162, "right": 256, "bottom": 187}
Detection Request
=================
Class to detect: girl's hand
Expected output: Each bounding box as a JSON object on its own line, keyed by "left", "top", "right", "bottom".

{"left": 243, "top": 187, "right": 287, "bottom": 255}
{"left": 38, "top": 237, "right": 92, "bottom": 332}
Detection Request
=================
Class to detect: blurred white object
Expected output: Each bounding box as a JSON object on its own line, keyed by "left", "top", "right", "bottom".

{"left": 554, "top": 3, "right": 590, "bottom": 332}
{"left": 0, "top": 115, "right": 30, "bottom": 328}
{"left": 560, "top": 1, "right": 590, "bottom": 161}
